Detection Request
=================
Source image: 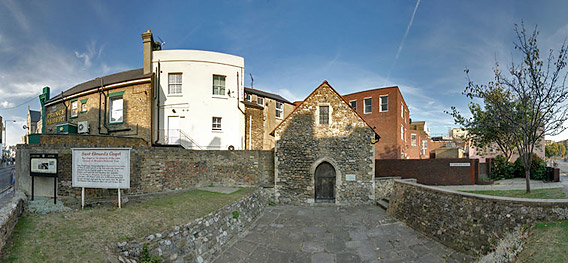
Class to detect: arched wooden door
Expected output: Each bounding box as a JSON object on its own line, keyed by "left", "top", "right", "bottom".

{"left": 315, "top": 162, "right": 336, "bottom": 202}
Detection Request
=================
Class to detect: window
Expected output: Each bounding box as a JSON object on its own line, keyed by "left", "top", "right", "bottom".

{"left": 245, "top": 93, "right": 251, "bottom": 101}
{"left": 276, "top": 102, "right": 283, "bottom": 119}
{"left": 80, "top": 99, "right": 88, "bottom": 112}
{"left": 109, "top": 97, "right": 123, "bottom": 123}
{"left": 212, "top": 75, "right": 226, "bottom": 95}
{"left": 319, "top": 106, "right": 329, "bottom": 125}
{"left": 411, "top": 134, "right": 417, "bottom": 146}
{"left": 212, "top": 117, "right": 222, "bottom": 130}
{"left": 421, "top": 140, "right": 428, "bottom": 155}
{"left": 168, "top": 73, "right": 182, "bottom": 95}
{"left": 350, "top": 100, "right": 357, "bottom": 110}
{"left": 364, "top": 97, "right": 372, "bottom": 114}
{"left": 257, "top": 97, "right": 264, "bottom": 106}
{"left": 401, "top": 103, "right": 404, "bottom": 118}
{"left": 380, "top": 95, "right": 388, "bottom": 112}
{"left": 401, "top": 124, "right": 404, "bottom": 140}
{"left": 70, "top": 101, "right": 78, "bottom": 117}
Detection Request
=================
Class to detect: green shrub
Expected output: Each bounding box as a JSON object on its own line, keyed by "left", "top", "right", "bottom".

{"left": 491, "top": 155, "right": 515, "bottom": 180}
{"left": 513, "top": 154, "right": 547, "bottom": 180}
{"left": 140, "top": 244, "right": 161, "bottom": 263}
{"left": 232, "top": 211, "right": 239, "bottom": 219}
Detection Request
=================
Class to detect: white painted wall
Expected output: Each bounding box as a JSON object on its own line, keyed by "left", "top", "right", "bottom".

{"left": 153, "top": 50, "right": 245, "bottom": 150}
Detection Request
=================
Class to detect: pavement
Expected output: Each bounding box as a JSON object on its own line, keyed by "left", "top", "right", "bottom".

{"left": 438, "top": 177, "right": 568, "bottom": 193}
{"left": 213, "top": 205, "right": 474, "bottom": 263}
{"left": 0, "top": 165, "right": 15, "bottom": 193}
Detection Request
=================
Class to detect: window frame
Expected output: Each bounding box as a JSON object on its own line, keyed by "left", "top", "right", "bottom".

{"left": 421, "top": 140, "right": 428, "bottom": 155}
{"left": 80, "top": 98, "right": 88, "bottom": 113}
{"left": 319, "top": 105, "right": 330, "bottom": 125}
{"left": 379, "top": 95, "right": 388, "bottom": 112}
{"left": 245, "top": 93, "right": 251, "bottom": 102}
{"left": 349, "top": 100, "right": 357, "bottom": 110}
{"left": 275, "top": 101, "right": 283, "bottom": 119}
{"left": 257, "top": 97, "right": 264, "bottom": 106}
{"left": 363, "top": 97, "right": 372, "bottom": 114}
{"left": 212, "top": 117, "right": 222, "bottom": 131}
{"left": 168, "top": 73, "right": 183, "bottom": 95}
{"left": 70, "top": 100, "right": 78, "bottom": 118}
{"left": 109, "top": 96, "right": 124, "bottom": 124}
{"left": 212, "top": 75, "right": 226, "bottom": 96}
{"left": 411, "top": 134, "right": 417, "bottom": 146}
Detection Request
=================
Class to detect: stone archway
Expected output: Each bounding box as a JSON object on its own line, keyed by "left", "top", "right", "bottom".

{"left": 314, "top": 162, "right": 336, "bottom": 202}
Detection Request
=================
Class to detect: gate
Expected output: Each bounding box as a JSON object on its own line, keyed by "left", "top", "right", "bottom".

{"left": 315, "top": 162, "right": 335, "bottom": 202}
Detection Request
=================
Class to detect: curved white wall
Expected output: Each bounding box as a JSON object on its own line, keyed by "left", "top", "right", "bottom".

{"left": 153, "top": 50, "right": 245, "bottom": 150}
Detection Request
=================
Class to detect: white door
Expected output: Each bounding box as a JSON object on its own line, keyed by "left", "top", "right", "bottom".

{"left": 168, "top": 116, "right": 180, "bottom": 144}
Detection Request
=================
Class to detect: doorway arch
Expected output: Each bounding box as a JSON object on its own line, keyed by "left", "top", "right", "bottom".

{"left": 314, "top": 161, "right": 336, "bottom": 202}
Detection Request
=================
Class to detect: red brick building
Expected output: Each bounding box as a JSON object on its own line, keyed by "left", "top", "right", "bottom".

{"left": 343, "top": 86, "right": 410, "bottom": 159}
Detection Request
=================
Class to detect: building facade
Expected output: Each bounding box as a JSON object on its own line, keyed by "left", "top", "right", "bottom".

{"left": 149, "top": 31, "right": 246, "bottom": 150}
{"left": 274, "top": 81, "right": 376, "bottom": 205}
{"left": 42, "top": 69, "right": 154, "bottom": 144}
{"left": 343, "top": 86, "right": 410, "bottom": 159}
{"left": 407, "top": 121, "right": 430, "bottom": 159}
{"left": 243, "top": 87, "right": 295, "bottom": 150}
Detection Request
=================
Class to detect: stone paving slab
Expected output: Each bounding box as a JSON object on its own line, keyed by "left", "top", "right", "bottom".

{"left": 213, "top": 205, "right": 475, "bottom": 263}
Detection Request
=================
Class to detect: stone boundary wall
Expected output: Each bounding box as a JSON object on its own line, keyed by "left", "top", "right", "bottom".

{"left": 388, "top": 179, "right": 568, "bottom": 256}
{"left": 375, "top": 158, "right": 477, "bottom": 185}
{"left": 375, "top": 177, "right": 402, "bottom": 200}
{"left": 16, "top": 144, "right": 274, "bottom": 202}
{"left": 117, "top": 188, "right": 269, "bottom": 263}
{"left": 0, "top": 191, "right": 26, "bottom": 253}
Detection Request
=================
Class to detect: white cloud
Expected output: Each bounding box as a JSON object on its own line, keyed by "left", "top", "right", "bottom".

{"left": 0, "top": 101, "right": 15, "bottom": 108}
{"left": 2, "top": 0, "right": 30, "bottom": 32}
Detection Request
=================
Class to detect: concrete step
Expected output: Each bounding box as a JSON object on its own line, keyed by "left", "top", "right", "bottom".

{"left": 377, "top": 199, "right": 389, "bottom": 210}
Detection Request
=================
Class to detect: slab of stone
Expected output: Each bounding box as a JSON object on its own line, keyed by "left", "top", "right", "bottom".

{"left": 196, "top": 186, "right": 240, "bottom": 194}
{"left": 311, "top": 252, "right": 335, "bottom": 263}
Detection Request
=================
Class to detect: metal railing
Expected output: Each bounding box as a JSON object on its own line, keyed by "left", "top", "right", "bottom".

{"left": 159, "top": 129, "right": 203, "bottom": 150}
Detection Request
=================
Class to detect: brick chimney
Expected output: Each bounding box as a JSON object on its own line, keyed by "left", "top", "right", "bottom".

{"left": 141, "top": 30, "right": 154, "bottom": 75}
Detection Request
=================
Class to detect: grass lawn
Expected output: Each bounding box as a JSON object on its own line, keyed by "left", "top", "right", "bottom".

{"left": 461, "top": 188, "right": 566, "bottom": 199}
{"left": 516, "top": 220, "right": 568, "bottom": 263}
{"left": 2, "top": 188, "right": 253, "bottom": 263}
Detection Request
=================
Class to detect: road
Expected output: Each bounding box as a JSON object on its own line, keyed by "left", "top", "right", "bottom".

{"left": 0, "top": 165, "right": 15, "bottom": 192}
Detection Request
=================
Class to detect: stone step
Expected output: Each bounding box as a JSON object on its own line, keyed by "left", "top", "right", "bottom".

{"left": 377, "top": 199, "right": 389, "bottom": 210}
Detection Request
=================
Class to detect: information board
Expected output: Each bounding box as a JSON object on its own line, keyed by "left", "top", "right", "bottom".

{"left": 72, "top": 148, "right": 130, "bottom": 189}
{"left": 30, "top": 153, "right": 58, "bottom": 176}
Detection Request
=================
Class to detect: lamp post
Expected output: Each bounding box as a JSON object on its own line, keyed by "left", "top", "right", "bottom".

{"left": 3, "top": 120, "right": 16, "bottom": 156}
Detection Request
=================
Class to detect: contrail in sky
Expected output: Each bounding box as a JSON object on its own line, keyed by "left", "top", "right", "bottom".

{"left": 384, "top": 0, "right": 421, "bottom": 87}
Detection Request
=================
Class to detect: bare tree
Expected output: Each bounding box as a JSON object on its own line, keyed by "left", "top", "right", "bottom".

{"left": 457, "top": 22, "right": 568, "bottom": 193}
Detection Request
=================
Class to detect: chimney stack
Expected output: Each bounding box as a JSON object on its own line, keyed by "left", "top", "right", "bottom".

{"left": 141, "top": 30, "right": 154, "bottom": 75}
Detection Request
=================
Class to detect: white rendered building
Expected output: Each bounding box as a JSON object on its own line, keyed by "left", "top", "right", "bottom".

{"left": 144, "top": 31, "right": 245, "bottom": 150}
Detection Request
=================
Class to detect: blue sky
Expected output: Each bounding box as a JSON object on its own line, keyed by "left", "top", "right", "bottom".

{"left": 1, "top": 0, "right": 568, "bottom": 146}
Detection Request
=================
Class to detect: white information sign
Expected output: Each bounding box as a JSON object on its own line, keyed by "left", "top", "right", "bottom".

{"left": 346, "top": 174, "right": 356, "bottom": 181}
{"left": 72, "top": 148, "right": 131, "bottom": 189}
{"left": 450, "top": 163, "right": 470, "bottom": 167}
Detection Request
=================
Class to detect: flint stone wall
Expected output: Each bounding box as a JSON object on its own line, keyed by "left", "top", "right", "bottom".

{"left": 0, "top": 191, "right": 26, "bottom": 253}
{"left": 388, "top": 179, "right": 568, "bottom": 256}
{"left": 375, "top": 177, "right": 402, "bottom": 201}
{"left": 274, "top": 83, "right": 376, "bottom": 206}
{"left": 117, "top": 188, "right": 268, "bottom": 263}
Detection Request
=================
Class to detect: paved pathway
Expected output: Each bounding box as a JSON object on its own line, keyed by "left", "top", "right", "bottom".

{"left": 214, "top": 205, "right": 474, "bottom": 263}
{"left": 438, "top": 177, "right": 568, "bottom": 195}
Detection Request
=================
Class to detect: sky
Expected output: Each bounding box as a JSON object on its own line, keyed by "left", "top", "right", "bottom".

{"left": 1, "top": 0, "right": 568, "bottom": 147}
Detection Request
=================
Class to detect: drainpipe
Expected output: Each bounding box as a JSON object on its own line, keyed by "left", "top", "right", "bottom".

{"left": 154, "top": 61, "right": 161, "bottom": 144}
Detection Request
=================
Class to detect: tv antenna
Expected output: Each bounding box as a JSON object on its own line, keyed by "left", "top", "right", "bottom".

{"left": 250, "top": 73, "right": 254, "bottom": 89}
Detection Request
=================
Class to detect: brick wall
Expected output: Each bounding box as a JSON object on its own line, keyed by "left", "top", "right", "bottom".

{"left": 35, "top": 134, "right": 148, "bottom": 147}
{"left": 343, "top": 87, "right": 410, "bottom": 159}
{"left": 44, "top": 81, "right": 153, "bottom": 145}
{"left": 275, "top": 82, "right": 376, "bottom": 205}
{"left": 16, "top": 144, "right": 274, "bottom": 203}
{"left": 244, "top": 105, "right": 264, "bottom": 150}
{"left": 375, "top": 158, "right": 476, "bottom": 185}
